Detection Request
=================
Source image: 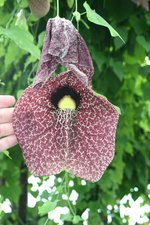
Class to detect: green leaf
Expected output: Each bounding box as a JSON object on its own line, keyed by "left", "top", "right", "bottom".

{"left": 3, "top": 151, "right": 12, "bottom": 159}
{"left": 73, "top": 215, "right": 82, "bottom": 224}
{"left": 17, "top": 0, "right": 28, "bottom": 9}
{"left": 38, "top": 31, "right": 45, "bottom": 48}
{"left": 0, "top": 0, "right": 5, "bottom": 7}
{"left": 113, "top": 105, "right": 121, "bottom": 115}
{"left": 38, "top": 200, "right": 58, "bottom": 216}
{"left": 0, "top": 80, "right": 5, "bottom": 86}
{"left": 145, "top": 14, "right": 150, "bottom": 25}
{"left": 83, "top": 2, "right": 124, "bottom": 43}
{"left": 5, "top": 42, "right": 23, "bottom": 70}
{"left": 136, "top": 35, "right": 150, "bottom": 52}
{"left": 1, "top": 173, "right": 21, "bottom": 203}
{"left": 113, "top": 26, "right": 128, "bottom": 50}
{"left": 24, "top": 55, "right": 37, "bottom": 69}
{"left": 109, "top": 58, "right": 124, "bottom": 81}
{"left": 61, "top": 213, "right": 73, "bottom": 222}
{"left": 125, "top": 142, "right": 133, "bottom": 155}
{"left": 38, "top": 217, "right": 49, "bottom": 225}
{"left": 15, "top": 9, "right": 28, "bottom": 31}
{"left": 89, "top": 46, "right": 106, "bottom": 72}
{"left": 67, "top": 0, "right": 74, "bottom": 8}
{"left": 41, "top": 190, "right": 50, "bottom": 200}
{"left": 0, "top": 43, "right": 5, "bottom": 57}
{"left": 0, "top": 26, "right": 40, "bottom": 59}
{"left": 17, "top": 90, "right": 24, "bottom": 99}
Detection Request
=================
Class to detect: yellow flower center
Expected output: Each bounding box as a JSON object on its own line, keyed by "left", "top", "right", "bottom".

{"left": 58, "top": 95, "right": 76, "bottom": 110}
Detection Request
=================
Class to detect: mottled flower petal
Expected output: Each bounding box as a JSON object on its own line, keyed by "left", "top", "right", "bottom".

{"left": 34, "top": 17, "right": 94, "bottom": 85}
{"left": 13, "top": 72, "right": 119, "bottom": 182}
{"left": 13, "top": 17, "right": 119, "bottom": 182}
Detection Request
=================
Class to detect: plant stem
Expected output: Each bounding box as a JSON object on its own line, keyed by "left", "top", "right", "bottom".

{"left": 57, "top": 0, "right": 59, "bottom": 17}
{"left": 64, "top": 173, "right": 76, "bottom": 216}
{"left": 75, "top": 0, "right": 78, "bottom": 12}
{"left": 44, "top": 218, "right": 49, "bottom": 225}
{"left": 6, "top": 8, "right": 16, "bottom": 29}
{"left": 77, "top": 21, "right": 79, "bottom": 31}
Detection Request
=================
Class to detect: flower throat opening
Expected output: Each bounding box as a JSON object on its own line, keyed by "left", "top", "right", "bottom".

{"left": 51, "top": 86, "right": 81, "bottom": 110}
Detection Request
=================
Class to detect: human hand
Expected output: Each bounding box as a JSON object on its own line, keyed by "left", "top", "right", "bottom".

{"left": 0, "top": 95, "right": 18, "bottom": 152}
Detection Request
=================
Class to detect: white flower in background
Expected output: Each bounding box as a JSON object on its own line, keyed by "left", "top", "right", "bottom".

{"left": 38, "top": 176, "right": 55, "bottom": 195}
{"left": 1, "top": 199, "right": 12, "bottom": 213}
{"left": 48, "top": 206, "right": 69, "bottom": 224}
{"left": 82, "top": 208, "right": 90, "bottom": 221}
{"left": 69, "top": 190, "right": 79, "bottom": 205}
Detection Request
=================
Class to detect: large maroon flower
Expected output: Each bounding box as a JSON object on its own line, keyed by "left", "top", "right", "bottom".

{"left": 12, "top": 18, "right": 119, "bottom": 182}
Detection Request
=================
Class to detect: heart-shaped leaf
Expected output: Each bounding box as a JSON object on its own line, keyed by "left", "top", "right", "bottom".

{"left": 83, "top": 2, "right": 124, "bottom": 43}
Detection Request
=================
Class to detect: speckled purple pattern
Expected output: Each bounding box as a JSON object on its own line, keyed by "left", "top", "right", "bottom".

{"left": 33, "top": 17, "right": 94, "bottom": 86}
{"left": 12, "top": 17, "right": 119, "bottom": 182}
{"left": 13, "top": 72, "right": 119, "bottom": 182}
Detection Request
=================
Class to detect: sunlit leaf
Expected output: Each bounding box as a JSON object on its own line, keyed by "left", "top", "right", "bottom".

{"left": 67, "top": 0, "right": 74, "bottom": 8}
{"left": 109, "top": 58, "right": 124, "bottom": 81}
{"left": 15, "top": 9, "right": 28, "bottom": 31}
{"left": 83, "top": 2, "right": 124, "bottom": 43}
{"left": 0, "top": 0, "right": 5, "bottom": 7}
{"left": 61, "top": 213, "right": 73, "bottom": 222}
{"left": 0, "top": 26, "right": 40, "bottom": 59}
{"left": 136, "top": 35, "right": 150, "bottom": 52}
{"left": 3, "top": 151, "right": 12, "bottom": 159}
{"left": 73, "top": 215, "right": 82, "bottom": 224}
{"left": 38, "top": 200, "right": 58, "bottom": 216}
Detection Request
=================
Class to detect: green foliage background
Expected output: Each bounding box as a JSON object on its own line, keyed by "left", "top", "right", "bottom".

{"left": 0, "top": 0, "right": 150, "bottom": 224}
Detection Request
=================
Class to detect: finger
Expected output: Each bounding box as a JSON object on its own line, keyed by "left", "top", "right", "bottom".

{"left": 0, "top": 135, "right": 18, "bottom": 152}
{"left": 0, "top": 123, "right": 14, "bottom": 138}
{"left": 0, "top": 96, "right": 16, "bottom": 108}
{"left": 0, "top": 108, "right": 14, "bottom": 123}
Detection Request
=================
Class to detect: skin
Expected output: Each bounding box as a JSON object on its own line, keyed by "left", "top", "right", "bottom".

{"left": 0, "top": 95, "right": 18, "bottom": 152}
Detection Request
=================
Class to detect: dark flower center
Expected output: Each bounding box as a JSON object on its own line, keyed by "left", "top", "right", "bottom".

{"left": 51, "top": 85, "right": 81, "bottom": 110}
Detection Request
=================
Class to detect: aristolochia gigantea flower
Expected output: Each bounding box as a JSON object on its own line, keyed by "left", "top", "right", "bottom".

{"left": 13, "top": 18, "right": 119, "bottom": 182}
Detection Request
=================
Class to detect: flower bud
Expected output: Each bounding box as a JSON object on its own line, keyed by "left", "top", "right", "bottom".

{"left": 28, "top": 0, "right": 50, "bottom": 18}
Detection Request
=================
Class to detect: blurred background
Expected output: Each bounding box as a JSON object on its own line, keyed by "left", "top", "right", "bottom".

{"left": 0, "top": 0, "right": 150, "bottom": 224}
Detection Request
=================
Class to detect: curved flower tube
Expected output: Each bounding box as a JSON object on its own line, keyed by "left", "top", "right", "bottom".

{"left": 13, "top": 17, "right": 119, "bottom": 182}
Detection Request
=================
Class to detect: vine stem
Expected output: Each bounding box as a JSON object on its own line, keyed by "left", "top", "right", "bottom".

{"left": 6, "top": 8, "right": 16, "bottom": 29}
{"left": 64, "top": 172, "right": 76, "bottom": 216}
{"left": 75, "top": 0, "right": 78, "bottom": 12}
{"left": 75, "top": 0, "right": 79, "bottom": 30}
{"left": 57, "top": 0, "right": 60, "bottom": 17}
{"left": 43, "top": 218, "right": 49, "bottom": 225}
